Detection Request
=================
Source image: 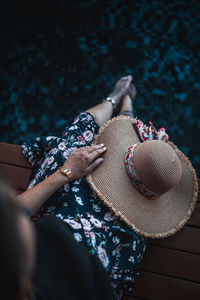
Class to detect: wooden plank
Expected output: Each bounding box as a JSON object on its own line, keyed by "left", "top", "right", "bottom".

{"left": 126, "top": 271, "right": 200, "bottom": 300}
{"left": 0, "top": 142, "right": 199, "bottom": 228}
{"left": 0, "top": 142, "right": 31, "bottom": 168}
{"left": 187, "top": 202, "right": 200, "bottom": 227}
{"left": 141, "top": 245, "right": 200, "bottom": 283}
{"left": 0, "top": 163, "right": 31, "bottom": 191}
{"left": 0, "top": 141, "right": 199, "bottom": 223}
{"left": 149, "top": 225, "right": 200, "bottom": 254}
{"left": 1, "top": 142, "right": 200, "bottom": 300}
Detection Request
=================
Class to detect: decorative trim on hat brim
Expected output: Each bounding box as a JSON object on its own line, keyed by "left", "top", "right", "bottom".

{"left": 86, "top": 115, "right": 199, "bottom": 239}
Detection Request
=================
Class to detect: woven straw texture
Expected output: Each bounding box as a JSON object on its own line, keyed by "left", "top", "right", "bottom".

{"left": 87, "top": 116, "right": 198, "bottom": 239}
{"left": 133, "top": 140, "right": 182, "bottom": 194}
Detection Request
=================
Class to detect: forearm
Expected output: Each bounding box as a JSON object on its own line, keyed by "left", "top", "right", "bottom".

{"left": 17, "top": 169, "right": 67, "bottom": 216}
{"left": 17, "top": 144, "right": 106, "bottom": 216}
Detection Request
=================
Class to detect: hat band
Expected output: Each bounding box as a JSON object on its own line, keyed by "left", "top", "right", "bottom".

{"left": 135, "top": 119, "right": 169, "bottom": 142}
{"left": 124, "top": 144, "right": 161, "bottom": 200}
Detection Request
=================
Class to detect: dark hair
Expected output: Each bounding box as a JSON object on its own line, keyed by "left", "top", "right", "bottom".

{"left": 0, "top": 178, "right": 26, "bottom": 299}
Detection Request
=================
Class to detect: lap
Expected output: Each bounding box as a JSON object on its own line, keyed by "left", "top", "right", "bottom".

{"left": 22, "top": 112, "right": 99, "bottom": 168}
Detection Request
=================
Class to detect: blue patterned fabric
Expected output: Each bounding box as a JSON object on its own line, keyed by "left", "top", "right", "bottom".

{"left": 22, "top": 112, "right": 147, "bottom": 300}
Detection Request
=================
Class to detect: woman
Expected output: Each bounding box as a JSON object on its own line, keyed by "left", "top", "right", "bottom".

{"left": 16, "top": 75, "right": 147, "bottom": 299}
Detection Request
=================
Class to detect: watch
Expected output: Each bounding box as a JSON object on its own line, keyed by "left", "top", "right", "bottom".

{"left": 59, "top": 166, "right": 73, "bottom": 182}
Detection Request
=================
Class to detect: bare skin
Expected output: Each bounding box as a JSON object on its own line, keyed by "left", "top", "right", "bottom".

{"left": 17, "top": 144, "right": 107, "bottom": 215}
{"left": 120, "top": 83, "right": 137, "bottom": 113}
{"left": 17, "top": 75, "right": 135, "bottom": 216}
{"left": 17, "top": 213, "right": 35, "bottom": 300}
{"left": 14, "top": 75, "right": 138, "bottom": 300}
{"left": 86, "top": 75, "right": 132, "bottom": 126}
{"left": 128, "top": 83, "right": 137, "bottom": 106}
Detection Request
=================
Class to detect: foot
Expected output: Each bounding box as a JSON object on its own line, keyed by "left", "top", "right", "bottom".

{"left": 127, "top": 83, "right": 137, "bottom": 106}
{"left": 119, "top": 83, "right": 137, "bottom": 114}
{"left": 108, "top": 75, "right": 132, "bottom": 108}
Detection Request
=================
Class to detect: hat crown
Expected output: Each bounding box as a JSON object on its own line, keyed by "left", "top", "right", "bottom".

{"left": 133, "top": 140, "right": 182, "bottom": 194}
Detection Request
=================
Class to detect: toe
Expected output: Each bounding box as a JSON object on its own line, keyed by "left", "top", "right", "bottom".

{"left": 121, "top": 75, "right": 132, "bottom": 81}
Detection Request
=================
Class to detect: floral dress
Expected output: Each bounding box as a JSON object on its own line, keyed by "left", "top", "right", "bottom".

{"left": 22, "top": 112, "right": 147, "bottom": 300}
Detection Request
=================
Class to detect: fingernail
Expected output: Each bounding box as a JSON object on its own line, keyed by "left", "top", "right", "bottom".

{"left": 100, "top": 143, "right": 104, "bottom": 146}
{"left": 103, "top": 147, "right": 107, "bottom": 150}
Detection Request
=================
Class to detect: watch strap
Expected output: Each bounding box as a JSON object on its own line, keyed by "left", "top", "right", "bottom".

{"left": 59, "top": 166, "right": 73, "bottom": 182}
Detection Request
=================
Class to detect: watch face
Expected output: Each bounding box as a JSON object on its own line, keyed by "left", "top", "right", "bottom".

{"left": 60, "top": 167, "right": 72, "bottom": 181}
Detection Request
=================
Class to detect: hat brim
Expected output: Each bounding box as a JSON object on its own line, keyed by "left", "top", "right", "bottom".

{"left": 87, "top": 116, "right": 199, "bottom": 239}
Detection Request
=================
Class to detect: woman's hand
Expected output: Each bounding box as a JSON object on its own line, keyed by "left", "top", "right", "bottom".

{"left": 17, "top": 144, "right": 107, "bottom": 216}
{"left": 62, "top": 144, "right": 107, "bottom": 181}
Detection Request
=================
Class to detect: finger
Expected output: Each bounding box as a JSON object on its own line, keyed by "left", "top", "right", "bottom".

{"left": 87, "top": 157, "right": 104, "bottom": 173}
{"left": 86, "top": 143, "right": 105, "bottom": 154}
{"left": 88, "top": 146, "right": 107, "bottom": 163}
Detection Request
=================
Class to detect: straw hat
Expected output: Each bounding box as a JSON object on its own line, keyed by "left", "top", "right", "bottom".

{"left": 87, "top": 116, "right": 198, "bottom": 239}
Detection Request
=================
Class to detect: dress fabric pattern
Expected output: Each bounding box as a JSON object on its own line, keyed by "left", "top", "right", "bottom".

{"left": 22, "top": 112, "right": 147, "bottom": 300}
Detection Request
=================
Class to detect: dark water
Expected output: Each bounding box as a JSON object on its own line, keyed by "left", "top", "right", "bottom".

{"left": 0, "top": 0, "right": 199, "bottom": 176}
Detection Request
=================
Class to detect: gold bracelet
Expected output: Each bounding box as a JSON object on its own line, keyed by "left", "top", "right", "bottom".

{"left": 59, "top": 166, "right": 73, "bottom": 182}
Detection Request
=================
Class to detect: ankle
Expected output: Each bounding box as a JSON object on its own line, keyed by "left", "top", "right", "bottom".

{"left": 120, "top": 110, "right": 134, "bottom": 117}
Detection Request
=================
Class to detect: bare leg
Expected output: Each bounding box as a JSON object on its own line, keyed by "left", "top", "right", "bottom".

{"left": 119, "top": 83, "right": 137, "bottom": 117}
{"left": 86, "top": 75, "right": 132, "bottom": 127}
{"left": 119, "top": 95, "right": 133, "bottom": 116}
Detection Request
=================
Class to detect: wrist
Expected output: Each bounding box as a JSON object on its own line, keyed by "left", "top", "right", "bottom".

{"left": 54, "top": 169, "right": 69, "bottom": 186}
{"left": 59, "top": 166, "right": 73, "bottom": 182}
